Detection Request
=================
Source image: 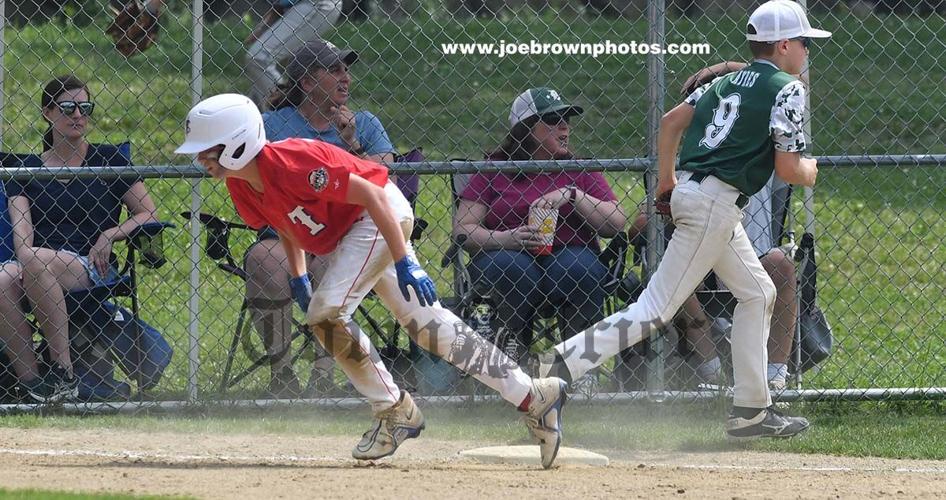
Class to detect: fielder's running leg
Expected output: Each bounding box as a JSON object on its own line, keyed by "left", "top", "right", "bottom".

{"left": 543, "top": 174, "right": 783, "bottom": 432}
{"left": 306, "top": 183, "right": 566, "bottom": 467}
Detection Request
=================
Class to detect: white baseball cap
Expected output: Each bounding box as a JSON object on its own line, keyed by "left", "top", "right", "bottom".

{"left": 746, "top": 0, "right": 832, "bottom": 42}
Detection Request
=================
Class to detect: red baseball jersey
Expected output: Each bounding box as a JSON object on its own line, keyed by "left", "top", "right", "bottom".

{"left": 226, "top": 138, "right": 389, "bottom": 255}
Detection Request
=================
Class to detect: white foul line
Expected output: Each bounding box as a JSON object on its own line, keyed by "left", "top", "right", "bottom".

{"left": 2, "top": 448, "right": 945, "bottom": 474}
{"left": 0, "top": 447, "right": 342, "bottom": 464}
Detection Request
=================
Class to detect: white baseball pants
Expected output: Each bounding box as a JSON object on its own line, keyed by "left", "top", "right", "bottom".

{"left": 306, "top": 183, "right": 533, "bottom": 412}
{"left": 554, "top": 172, "right": 776, "bottom": 408}
{"left": 245, "top": 0, "right": 343, "bottom": 106}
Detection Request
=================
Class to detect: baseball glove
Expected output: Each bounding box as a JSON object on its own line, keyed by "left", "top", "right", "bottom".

{"left": 680, "top": 61, "right": 748, "bottom": 97}
{"left": 106, "top": 0, "right": 163, "bottom": 57}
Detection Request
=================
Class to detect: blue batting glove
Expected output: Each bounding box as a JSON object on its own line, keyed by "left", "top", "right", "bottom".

{"left": 394, "top": 256, "right": 437, "bottom": 307}
{"left": 289, "top": 275, "right": 312, "bottom": 313}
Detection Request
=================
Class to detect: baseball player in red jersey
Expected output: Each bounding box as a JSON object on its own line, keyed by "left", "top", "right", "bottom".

{"left": 176, "top": 94, "right": 567, "bottom": 468}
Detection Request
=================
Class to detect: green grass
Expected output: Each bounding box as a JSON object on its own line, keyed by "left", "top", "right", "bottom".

{"left": 1, "top": 9, "right": 944, "bottom": 396}
{"left": 2, "top": 402, "right": 944, "bottom": 460}
{"left": 0, "top": 489, "right": 187, "bottom": 500}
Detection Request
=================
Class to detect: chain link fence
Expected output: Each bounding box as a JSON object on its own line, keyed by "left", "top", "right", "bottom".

{"left": 0, "top": 0, "right": 944, "bottom": 410}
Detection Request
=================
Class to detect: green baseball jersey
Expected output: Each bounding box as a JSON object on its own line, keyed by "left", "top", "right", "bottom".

{"left": 678, "top": 60, "right": 807, "bottom": 196}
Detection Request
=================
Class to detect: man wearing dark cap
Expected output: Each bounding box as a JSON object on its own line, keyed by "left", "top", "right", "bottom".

{"left": 244, "top": 40, "right": 399, "bottom": 398}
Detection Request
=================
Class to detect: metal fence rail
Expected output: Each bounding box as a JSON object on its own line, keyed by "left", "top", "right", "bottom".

{"left": 0, "top": 0, "right": 944, "bottom": 410}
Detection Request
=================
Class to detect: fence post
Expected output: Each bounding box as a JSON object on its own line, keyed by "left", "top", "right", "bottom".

{"left": 794, "top": 0, "right": 816, "bottom": 388}
{"left": 797, "top": 0, "right": 817, "bottom": 240}
{"left": 186, "top": 0, "right": 206, "bottom": 404}
{"left": 0, "top": 0, "right": 5, "bottom": 144}
{"left": 645, "top": 0, "right": 667, "bottom": 399}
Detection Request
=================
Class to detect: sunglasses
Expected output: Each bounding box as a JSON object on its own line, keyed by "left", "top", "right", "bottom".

{"left": 767, "top": 37, "right": 810, "bottom": 49}
{"left": 52, "top": 100, "right": 95, "bottom": 116}
{"left": 540, "top": 114, "right": 570, "bottom": 126}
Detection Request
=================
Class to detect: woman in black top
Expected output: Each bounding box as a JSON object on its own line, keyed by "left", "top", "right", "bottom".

{"left": 0, "top": 75, "right": 157, "bottom": 402}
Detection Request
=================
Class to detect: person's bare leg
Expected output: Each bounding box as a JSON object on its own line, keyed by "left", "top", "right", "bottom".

{"left": 19, "top": 249, "right": 92, "bottom": 374}
{"left": 244, "top": 240, "right": 294, "bottom": 376}
{"left": 0, "top": 262, "right": 38, "bottom": 380}
{"left": 760, "top": 249, "right": 797, "bottom": 386}
{"left": 760, "top": 250, "right": 796, "bottom": 364}
{"left": 680, "top": 294, "right": 716, "bottom": 361}
{"left": 679, "top": 294, "right": 720, "bottom": 382}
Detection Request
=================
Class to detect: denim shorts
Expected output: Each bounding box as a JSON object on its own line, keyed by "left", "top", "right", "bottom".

{"left": 65, "top": 251, "right": 121, "bottom": 287}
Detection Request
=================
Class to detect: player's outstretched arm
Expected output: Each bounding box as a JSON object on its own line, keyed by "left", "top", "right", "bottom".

{"left": 656, "top": 102, "right": 696, "bottom": 200}
{"left": 774, "top": 151, "right": 818, "bottom": 187}
{"left": 344, "top": 175, "right": 438, "bottom": 306}
{"left": 277, "top": 229, "right": 314, "bottom": 312}
{"left": 345, "top": 175, "right": 409, "bottom": 261}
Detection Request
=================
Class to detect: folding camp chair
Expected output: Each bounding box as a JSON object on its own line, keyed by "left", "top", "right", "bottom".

{"left": 1, "top": 146, "right": 174, "bottom": 402}
{"left": 441, "top": 171, "right": 630, "bottom": 383}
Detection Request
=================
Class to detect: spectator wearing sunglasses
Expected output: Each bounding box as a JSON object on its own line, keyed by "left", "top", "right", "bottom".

{"left": 452, "top": 87, "right": 627, "bottom": 363}
{"left": 0, "top": 74, "right": 157, "bottom": 402}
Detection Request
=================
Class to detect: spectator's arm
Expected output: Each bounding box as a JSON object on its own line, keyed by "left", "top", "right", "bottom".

{"left": 355, "top": 113, "right": 396, "bottom": 165}
{"left": 8, "top": 195, "right": 34, "bottom": 260}
{"left": 98, "top": 181, "right": 159, "bottom": 243}
{"left": 367, "top": 152, "right": 395, "bottom": 164}
{"left": 453, "top": 199, "right": 512, "bottom": 253}
{"left": 571, "top": 190, "right": 627, "bottom": 238}
{"left": 628, "top": 209, "right": 648, "bottom": 242}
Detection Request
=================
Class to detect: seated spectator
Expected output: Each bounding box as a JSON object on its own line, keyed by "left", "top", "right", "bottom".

{"left": 244, "top": 40, "right": 400, "bottom": 398}
{"left": 244, "top": 0, "right": 342, "bottom": 106}
{"left": 453, "top": 87, "right": 628, "bottom": 362}
{"left": 0, "top": 75, "right": 157, "bottom": 402}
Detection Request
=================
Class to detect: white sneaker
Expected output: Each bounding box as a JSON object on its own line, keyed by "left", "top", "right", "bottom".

{"left": 524, "top": 377, "right": 567, "bottom": 469}
{"left": 768, "top": 376, "right": 787, "bottom": 391}
{"left": 352, "top": 391, "right": 425, "bottom": 460}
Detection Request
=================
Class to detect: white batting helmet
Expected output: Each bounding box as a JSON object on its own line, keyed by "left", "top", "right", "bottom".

{"left": 175, "top": 93, "right": 266, "bottom": 171}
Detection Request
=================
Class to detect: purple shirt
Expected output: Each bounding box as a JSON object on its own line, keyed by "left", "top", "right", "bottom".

{"left": 461, "top": 171, "right": 618, "bottom": 248}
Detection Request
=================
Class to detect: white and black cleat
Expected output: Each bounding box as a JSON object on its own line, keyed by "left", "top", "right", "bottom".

{"left": 725, "top": 405, "right": 810, "bottom": 440}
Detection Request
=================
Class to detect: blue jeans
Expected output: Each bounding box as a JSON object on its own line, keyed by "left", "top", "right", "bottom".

{"left": 469, "top": 246, "right": 608, "bottom": 358}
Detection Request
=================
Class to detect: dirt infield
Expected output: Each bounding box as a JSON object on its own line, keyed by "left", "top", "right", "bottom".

{"left": 1, "top": 427, "right": 945, "bottom": 499}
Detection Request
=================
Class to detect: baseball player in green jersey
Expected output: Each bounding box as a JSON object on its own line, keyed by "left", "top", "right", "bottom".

{"left": 542, "top": 0, "right": 829, "bottom": 439}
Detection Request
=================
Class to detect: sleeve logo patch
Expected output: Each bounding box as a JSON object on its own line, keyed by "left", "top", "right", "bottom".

{"left": 308, "top": 168, "right": 329, "bottom": 192}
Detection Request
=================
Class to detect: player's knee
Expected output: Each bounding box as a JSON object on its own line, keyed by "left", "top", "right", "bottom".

{"left": 760, "top": 275, "right": 777, "bottom": 312}
{"left": 764, "top": 251, "right": 796, "bottom": 289}
{"left": 306, "top": 298, "right": 345, "bottom": 327}
{"left": 18, "top": 250, "right": 52, "bottom": 279}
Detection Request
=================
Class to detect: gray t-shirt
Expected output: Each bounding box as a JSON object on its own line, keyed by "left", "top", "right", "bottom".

{"left": 743, "top": 174, "right": 775, "bottom": 257}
